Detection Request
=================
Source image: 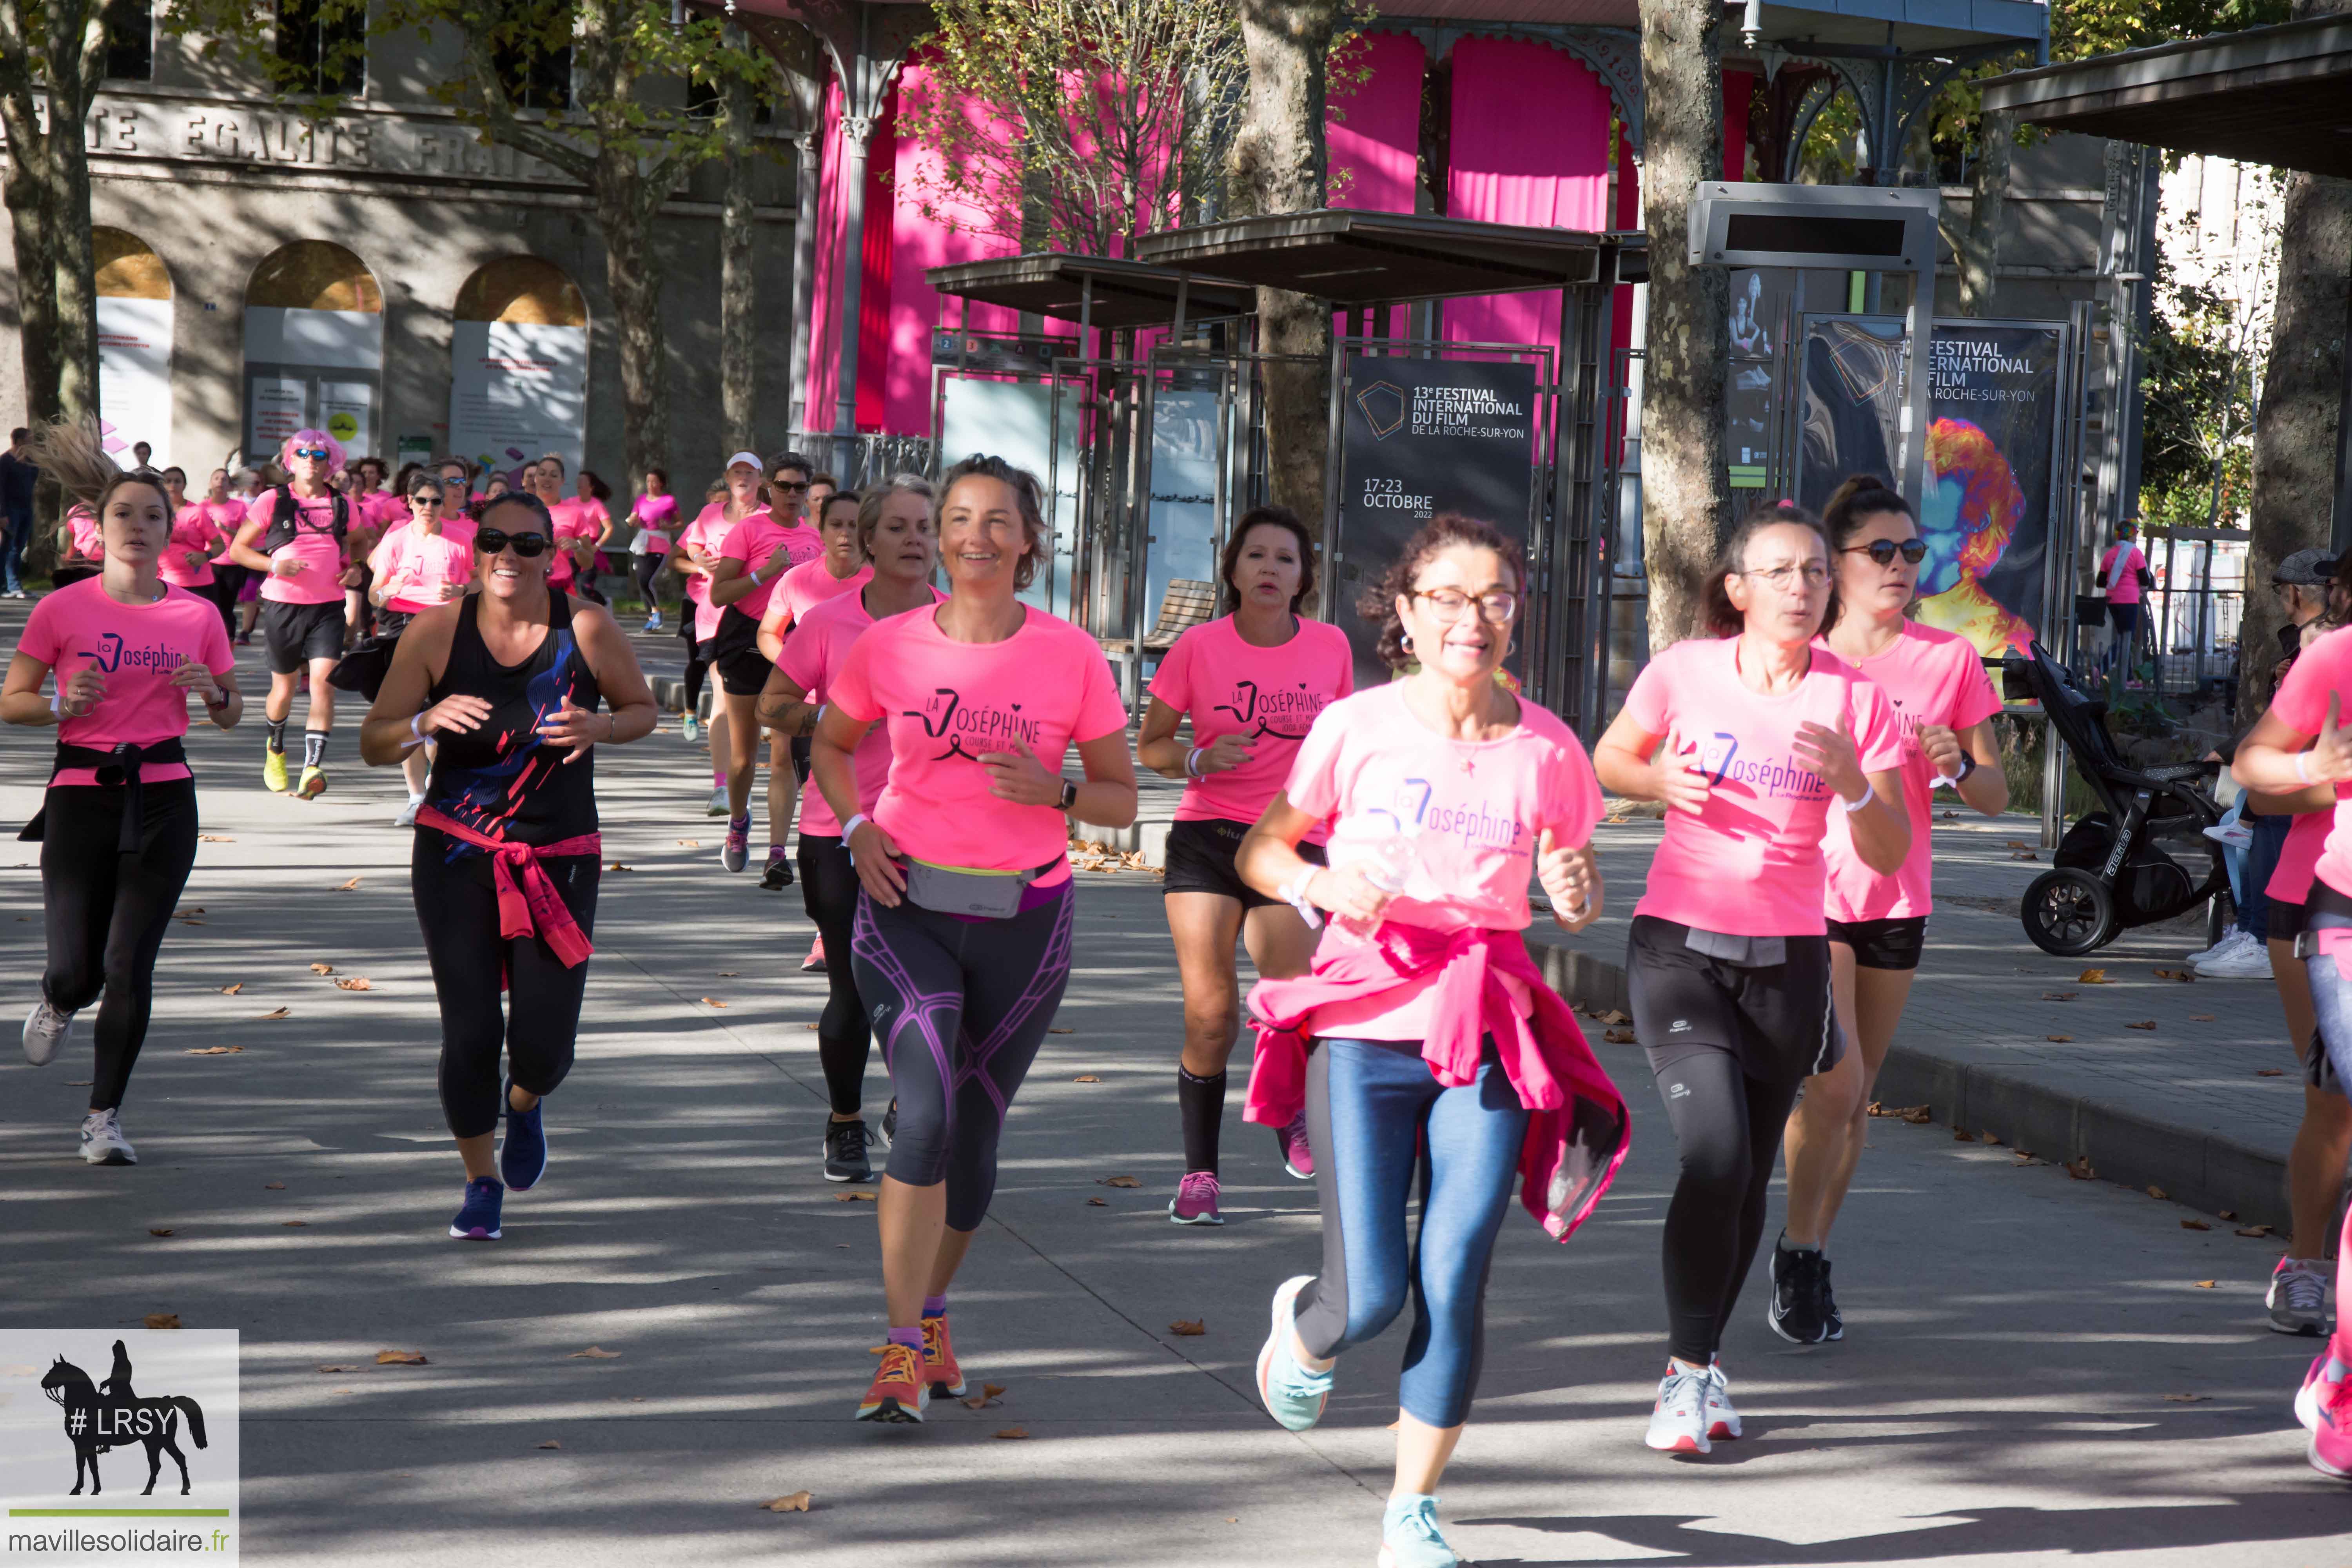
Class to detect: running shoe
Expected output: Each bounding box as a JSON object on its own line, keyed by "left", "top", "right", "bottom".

{"left": 234, "top": 630, "right": 252, "bottom": 646}
{"left": 1276, "top": 1112, "right": 1314, "bottom": 1180}
{"left": 394, "top": 795, "right": 424, "bottom": 829}
{"left": 2182, "top": 931, "right": 2245, "bottom": 965}
{"left": 297, "top": 765, "right": 328, "bottom": 800}
{"left": 822, "top": 1118, "right": 873, "bottom": 1183}
{"left": 2197, "top": 935, "right": 2273, "bottom": 979}
{"left": 721, "top": 813, "right": 750, "bottom": 872}
{"left": 263, "top": 747, "right": 289, "bottom": 793}
{"left": 1169, "top": 1170, "right": 1223, "bottom": 1226}
{"left": 2270, "top": 1257, "right": 2331, "bottom": 1337}
{"left": 1704, "top": 1357, "right": 1742, "bottom": 1440}
{"left": 2310, "top": 1374, "right": 2352, "bottom": 1480}
{"left": 2296, "top": 1351, "right": 2335, "bottom": 1432}
{"left": 1254, "top": 1275, "right": 1333, "bottom": 1432}
{"left": 705, "top": 787, "right": 730, "bottom": 818}
{"left": 448, "top": 1175, "right": 504, "bottom": 1240}
{"left": 801, "top": 936, "right": 827, "bottom": 973}
{"left": 22, "top": 996, "right": 74, "bottom": 1067}
{"left": 499, "top": 1080, "right": 548, "bottom": 1192}
{"left": 644, "top": 611, "right": 663, "bottom": 633}
{"left": 922, "top": 1312, "right": 967, "bottom": 1399}
{"left": 681, "top": 712, "right": 701, "bottom": 744}
{"left": 1644, "top": 1363, "right": 1712, "bottom": 1454}
{"left": 759, "top": 849, "right": 794, "bottom": 890}
{"left": 1818, "top": 1252, "right": 1844, "bottom": 1341}
{"left": 1377, "top": 1494, "right": 1459, "bottom": 1568}
{"left": 1769, "top": 1239, "right": 1831, "bottom": 1345}
{"left": 78, "top": 1108, "right": 135, "bottom": 1166}
{"left": 856, "top": 1342, "right": 927, "bottom": 1423}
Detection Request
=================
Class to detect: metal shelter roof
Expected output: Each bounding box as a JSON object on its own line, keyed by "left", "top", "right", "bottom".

{"left": 1980, "top": 13, "right": 2352, "bottom": 178}
{"left": 922, "top": 253, "right": 1254, "bottom": 331}
{"left": 1129, "top": 209, "right": 1644, "bottom": 304}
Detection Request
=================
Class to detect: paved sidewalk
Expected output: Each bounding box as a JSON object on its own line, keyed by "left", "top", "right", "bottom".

{"left": 2, "top": 610, "right": 2347, "bottom": 1564}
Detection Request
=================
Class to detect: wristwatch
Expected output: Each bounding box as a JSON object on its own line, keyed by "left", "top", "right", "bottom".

{"left": 1952, "top": 753, "right": 1977, "bottom": 784}
{"left": 1056, "top": 779, "right": 1078, "bottom": 812}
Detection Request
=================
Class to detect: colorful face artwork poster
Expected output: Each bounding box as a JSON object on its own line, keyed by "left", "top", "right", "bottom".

{"left": 1912, "top": 324, "right": 2062, "bottom": 657}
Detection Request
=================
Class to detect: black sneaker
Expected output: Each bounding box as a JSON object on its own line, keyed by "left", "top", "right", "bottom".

{"left": 1817, "top": 1254, "right": 1844, "bottom": 1341}
{"left": 823, "top": 1118, "right": 873, "bottom": 1183}
{"left": 1769, "top": 1238, "right": 1829, "bottom": 1345}
{"left": 759, "top": 851, "right": 795, "bottom": 891}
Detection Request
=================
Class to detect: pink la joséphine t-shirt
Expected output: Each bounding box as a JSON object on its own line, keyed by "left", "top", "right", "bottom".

{"left": 368, "top": 523, "right": 475, "bottom": 615}
{"left": 1285, "top": 681, "right": 1604, "bottom": 1041}
{"left": 678, "top": 504, "right": 749, "bottom": 641}
{"left": 2101, "top": 542, "right": 2149, "bottom": 606}
{"left": 17, "top": 578, "right": 234, "bottom": 786}
{"left": 162, "top": 504, "right": 222, "bottom": 588}
{"left": 544, "top": 497, "right": 601, "bottom": 588}
{"left": 829, "top": 603, "right": 1129, "bottom": 882}
{"left": 631, "top": 492, "right": 677, "bottom": 551}
{"left": 1818, "top": 621, "right": 2001, "bottom": 922}
{"left": 1148, "top": 614, "right": 1354, "bottom": 843}
{"left": 718, "top": 514, "right": 824, "bottom": 622}
{"left": 778, "top": 559, "right": 871, "bottom": 630}
{"left": 1622, "top": 637, "right": 1905, "bottom": 938}
{"left": 245, "top": 488, "right": 348, "bottom": 606}
{"left": 778, "top": 583, "right": 944, "bottom": 838}
{"left": 2265, "top": 625, "right": 2352, "bottom": 901}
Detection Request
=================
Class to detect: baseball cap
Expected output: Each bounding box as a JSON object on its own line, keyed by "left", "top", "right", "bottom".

{"left": 725, "top": 450, "right": 762, "bottom": 472}
{"left": 2276, "top": 547, "right": 2337, "bottom": 586}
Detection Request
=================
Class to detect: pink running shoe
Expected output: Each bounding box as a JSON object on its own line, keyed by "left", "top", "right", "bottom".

{"left": 802, "top": 935, "right": 827, "bottom": 973}
{"left": 1275, "top": 1114, "right": 1314, "bottom": 1180}
{"left": 1168, "top": 1170, "right": 1223, "bottom": 1226}
{"left": 2297, "top": 1352, "right": 2334, "bottom": 1433}
{"left": 2310, "top": 1372, "right": 2352, "bottom": 1479}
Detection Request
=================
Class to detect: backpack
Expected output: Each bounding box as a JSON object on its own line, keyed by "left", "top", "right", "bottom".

{"left": 258, "top": 488, "right": 349, "bottom": 555}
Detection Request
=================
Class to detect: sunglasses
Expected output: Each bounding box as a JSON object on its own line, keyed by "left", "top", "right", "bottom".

{"left": 1845, "top": 538, "right": 1929, "bottom": 566}
{"left": 412, "top": 493, "right": 446, "bottom": 507}
{"left": 292, "top": 447, "right": 332, "bottom": 461}
{"left": 474, "top": 528, "right": 550, "bottom": 557}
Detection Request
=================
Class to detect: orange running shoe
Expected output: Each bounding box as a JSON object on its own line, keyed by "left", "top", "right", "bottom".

{"left": 856, "top": 1342, "right": 927, "bottom": 1423}
{"left": 922, "top": 1313, "right": 967, "bottom": 1399}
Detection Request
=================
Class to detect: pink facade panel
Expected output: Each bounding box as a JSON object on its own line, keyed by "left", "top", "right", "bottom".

{"left": 802, "top": 80, "right": 847, "bottom": 441}
{"left": 1329, "top": 32, "right": 1425, "bottom": 214}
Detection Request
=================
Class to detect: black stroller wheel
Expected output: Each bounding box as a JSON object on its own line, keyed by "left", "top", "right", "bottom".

{"left": 2021, "top": 867, "right": 2119, "bottom": 956}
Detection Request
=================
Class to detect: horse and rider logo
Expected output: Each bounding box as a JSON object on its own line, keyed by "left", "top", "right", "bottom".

{"left": 37, "top": 1340, "right": 210, "bottom": 1496}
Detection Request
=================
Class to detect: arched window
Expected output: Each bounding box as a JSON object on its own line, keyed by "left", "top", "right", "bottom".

{"left": 450, "top": 257, "right": 590, "bottom": 485}
{"left": 242, "top": 240, "right": 384, "bottom": 463}
{"left": 93, "top": 227, "right": 173, "bottom": 466}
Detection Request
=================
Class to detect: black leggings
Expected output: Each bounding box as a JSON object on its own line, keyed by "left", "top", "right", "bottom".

{"left": 799, "top": 834, "right": 871, "bottom": 1115}
{"left": 680, "top": 623, "right": 709, "bottom": 715}
{"left": 633, "top": 553, "right": 664, "bottom": 605}
{"left": 851, "top": 880, "right": 1075, "bottom": 1231}
{"left": 39, "top": 780, "right": 200, "bottom": 1112}
{"left": 1651, "top": 1050, "right": 1805, "bottom": 1363}
{"left": 412, "top": 831, "right": 600, "bottom": 1140}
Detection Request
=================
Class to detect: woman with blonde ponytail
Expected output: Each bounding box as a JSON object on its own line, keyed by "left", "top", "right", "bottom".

{"left": 2, "top": 420, "right": 243, "bottom": 1167}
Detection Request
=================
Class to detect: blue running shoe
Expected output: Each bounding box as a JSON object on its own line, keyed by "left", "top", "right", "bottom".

{"left": 449, "top": 1176, "right": 505, "bottom": 1240}
{"left": 1379, "top": 1494, "right": 1460, "bottom": 1568}
{"left": 1254, "top": 1274, "right": 1332, "bottom": 1431}
{"left": 499, "top": 1079, "right": 547, "bottom": 1192}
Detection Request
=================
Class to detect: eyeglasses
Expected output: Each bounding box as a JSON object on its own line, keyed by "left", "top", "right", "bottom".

{"left": 1411, "top": 587, "right": 1519, "bottom": 622}
{"left": 474, "top": 528, "right": 550, "bottom": 557}
{"left": 1844, "top": 538, "right": 1928, "bottom": 567}
{"left": 1740, "top": 563, "right": 1832, "bottom": 590}
{"left": 292, "top": 447, "right": 332, "bottom": 461}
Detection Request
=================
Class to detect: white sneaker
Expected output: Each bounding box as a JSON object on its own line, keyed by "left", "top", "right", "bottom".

{"left": 23, "top": 998, "right": 74, "bottom": 1066}
{"left": 2271, "top": 1257, "right": 2332, "bottom": 1337}
{"left": 2203, "top": 819, "right": 2255, "bottom": 850}
{"left": 80, "top": 1108, "right": 136, "bottom": 1165}
{"left": 1704, "top": 1358, "right": 1743, "bottom": 1440}
{"left": 705, "top": 787, "right": 730, "bottom": 817}
{"left": 2197, "top": 935, "right": 2274, "bottom": 979}
{"left": 1645, "top": 1363, "right": 1713, "bottom": 1454}
{"left": 2181, "top": 931, "right": 2239, "bottom": 965}
{"left": 394, "top": 794, "right": 424, "bottom": 829}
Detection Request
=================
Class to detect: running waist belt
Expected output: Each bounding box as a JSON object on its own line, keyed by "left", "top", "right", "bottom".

{"left": 901, "top": 856, "right": 1064, "bottom": 919}
{"left": 2297, "top": 881, "right": 2352, "bottom": 960}
{"left": 413, "top": 804, "right": 601, "bottom": 967}
{"left": 18, "top": 739, "right": 188, "bottom": 850}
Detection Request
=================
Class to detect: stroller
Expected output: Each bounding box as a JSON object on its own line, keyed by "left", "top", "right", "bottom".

{"left": 2004, "top": 641, "right": 2230, "bottom": 957}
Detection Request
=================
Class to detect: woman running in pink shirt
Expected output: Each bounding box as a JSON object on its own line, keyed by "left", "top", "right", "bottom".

{"left": 1594, "top": 501, "right": 1908, "bottom": 1456}
{"left": 706, "top": 450, "right": 824, "bottom": 880}
{"left": 756, "top": 485, "right": 871, "bottom": 909}
{"left": 227, "top": 429, "right": 359, "bottom": 800}
{"left": 1236, "top": 513, "right": 1623, "bottom": 1568}
{"left": 1137, "top": 505, "right": 1352, "bottom": 1225}
{"left": 672, "top": 455, "right": 764, "bottom": 794}
{"left": 628, "top": 470, "right": 676, "bottom": 633}
{"left": 815, "top": 455, "right": 1136, "bottom": 1425}
{"left": 8, "top": 419, "right": 243, "bottom": 1167}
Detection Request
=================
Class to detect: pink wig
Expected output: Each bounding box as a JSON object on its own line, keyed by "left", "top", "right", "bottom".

{"left": 279, "top": 427, "right": 347, "bottom": 473}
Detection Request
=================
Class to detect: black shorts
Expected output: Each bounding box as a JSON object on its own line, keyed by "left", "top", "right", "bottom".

{"left": 1627, "top": 914, "right": 1840, "bottom": 1085}
{"left": 710, "top": 608, "right": 771, "bottom": 696}
{"left": 261, "top": 599, "right": 345, "bottom": 673}
{"left": 789, "top": 733, "right": 812, "bottom": 784}
{"left": 1824, "top": 915, "right": 1927, "bottom": 971}
{"left": 2272, "top": 895, "right": 2308, "bottom": 944}
{"left": 1161, "top": 817, "right": 1324, "bottom": 909}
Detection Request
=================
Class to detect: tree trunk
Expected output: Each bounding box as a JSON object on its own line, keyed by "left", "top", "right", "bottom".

{"left": 1232, "top": 1, "right": 1339, "bottom": 534}
{"left": 717, "top": 29, "right": 759, "bottom": 454}
{"left": 1637, "top": 0, "right": 1731, "bottom": 651}
{"left": 595, "top": 158, "right": 671, "bottom": 498}
{"left": 1956, "top": 108, "right": 2013, "bottom": 318}
{"left": 2239, "top": 162, "right": 2352, "bottom": 723}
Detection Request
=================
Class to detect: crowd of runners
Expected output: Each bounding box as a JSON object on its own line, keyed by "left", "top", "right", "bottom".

{"left": 9, "top": 418, "right": 2351, "bottom": 1564}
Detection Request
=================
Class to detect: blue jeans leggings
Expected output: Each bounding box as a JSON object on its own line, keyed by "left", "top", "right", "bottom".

{"left": 1291, "top": 1037, "right": 1530, "bottom": 1428}
{"left": 2301, "top": 953, "right": 2352, "bottom": 1093}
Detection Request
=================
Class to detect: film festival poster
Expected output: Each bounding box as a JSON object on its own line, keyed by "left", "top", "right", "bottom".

{"left": 1915, "top": 324, "right": 2062, "bottom": 658}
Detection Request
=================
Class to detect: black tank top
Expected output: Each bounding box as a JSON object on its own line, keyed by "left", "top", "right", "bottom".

{"left": 424, "top": 591, "right": 602, "bottom": 849}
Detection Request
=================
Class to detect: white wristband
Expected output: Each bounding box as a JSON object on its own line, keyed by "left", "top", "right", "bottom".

{"left": 1185, "top": 746, "right": 1205, "bottom": 777}
{"left": 1839, "top": 780, "right": 1875, "bottom": 814}
{"left": 748, "top": 567, "right": 765, "bottom": 587}
{"left": 841, "top": 813, "right": 870, "bottom": 850}
{"left": 1277, "top": 871, "right": 1325, "bottom": 930}
{"left": 2296, "top": 750, "right": 2315, "bottom": 785}
{"left": 402, "top": 712, "right": 429, "bottom": 750}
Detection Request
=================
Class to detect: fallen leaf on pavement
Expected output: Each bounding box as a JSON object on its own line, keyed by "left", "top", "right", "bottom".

{"left": 605, "top": 863, "right": 632, "bottom": 872}
{"left": 833, "top": 1191, "right": 875, "bottom": 1202}
{"left": 2181, "top": 1220, "right": 2210, "bottom": 1230}
{"left": 1603, "top": 1027, "right": 1636, "bottom": 1044}
{"left": 310, "top": 962, "right": 334, "bottom": 975}
{"left": 148, "top": 1227, "right": 174, "bottom": 1237}
{"left": 804, "top": 1023, "right": 818, "bottom": 1030}
{"left": 1169, "top": 1319, "right": 1206, "bottom": 1337}
{"left": 1049, "top": 1027, "right": 1075, "bottom": 1034}
{"left": 2126, "top": 1020, "right": 2157, "bottom": 1031}
{"left": 1599, "top": 1009, "right": 1631, "bottom": 1024}
{"left": 2065, "top": 1156, "right": 2095, "bottom": 1180}
{"left": 2009, "top": 851, "right": 2038, "bottom": 861}
{"left": 568, "top": 1347, "right": 621, "bottom": 1359}
{"left": 334, "top": 977, "right": 373, "bottom": 991}
{"left": 2258, "top": 1067, "right": 2286, "bottom": 1076}
{"left": 218, "top": 982, "right": 243, "bottom": 995}
{"left": 2146, "top": 1185, "right": 2168, "bottom": 1200}
{"left": 185, "top": 1045, "right": 244, "bottom": 1055}
{"left": 1981, "top": 1132, "right": 2004, "bottom": 1145}
{"left": 2013, "top": 1152, "right": 2042, "bottom": 1165}
{"left": 2078, "top": 968, "right": 2109, "bottom": 984}
{"left": 1085, "top": 1197, "right": 1105, "bottom": 1207}
{"left": 265, "top": 1181, "right": 285, "bottom": 1189}
{"left": 993, "top": 1427, "right": 1029, "bottom": 1440}
{"left": 677, "top": 840, "right": 700, "bottom": 848}
{"left": 717, "top": 971, "right": 739, "bottom": 977}
{"left": 2193, "top": 1280, "right": 2216, "bottom": 1289}
{"left": 2190, "top": 1014, "right": 2216, "bottom": 1022}
{"left": 144, "top": 1314, "right": 181, "bottom": 1330}
{"left": 336, "top": 877, "right": 361, "bottom": 891}
{"left": 282, "top": 1220, "right": 306, "bottom": 1228}
{"left": 960, "top": 1383, "right": 1007, "bottom": 1409}
{"left": 2220, "top": 1210, "right": 2238, "bottom": 1220}
{"left": 2007, "top": 840, "right": 2032, "bottom": 850}
{"left": 2042, "top": 991, "right": 2077, "bottom": 1001}
{"left": 1071, "top": 1074, "right": 1101, "bottom": 1083}
{"left": 376, "top": 1350, "right": 428, "bottom": 1365}
{"left": 1954, "top": 1129, "right": 1977, "bottom": 1142}
{"left": 1097, "top": 1175, "right": 1141, "bottom": 1189}
{"left": 2045, "top": 1034, "right": 2074, "bottom": 1043}
{"left": 702, "top": 998, "right": 728, "bottom": 1008}
{"left": 2152, "top": 968, "right": 2195, "bottom": 982}
{"left": 316, "top": 1365, "right": 358, "bottom": 1373}
{"left": 257, "top": 1007, "right": 289, "bottom": 1020}
{"left": 174, "top": 907, "right": 205, "bottom": 916}
{"left": 2235, "top": 1225, "right": 2275, "bottom": 1238}
{"left": 2165, "top": 1393, "right": 2209, "bottom": 1403}
{"left": 760, "top": 1492, "right": 812, "bottom": 1513}
{"left": 198, "top": 835, "right": 234, "bottom": 842}
{"left": 176, "top": 916, "right": 205, "bottom": 925}
{"left": 1897, "top": 1105, "right": 1932, "bottom": 1124}
{"left": 536, "top": 1439, "right": 561, "bottom": 1450}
